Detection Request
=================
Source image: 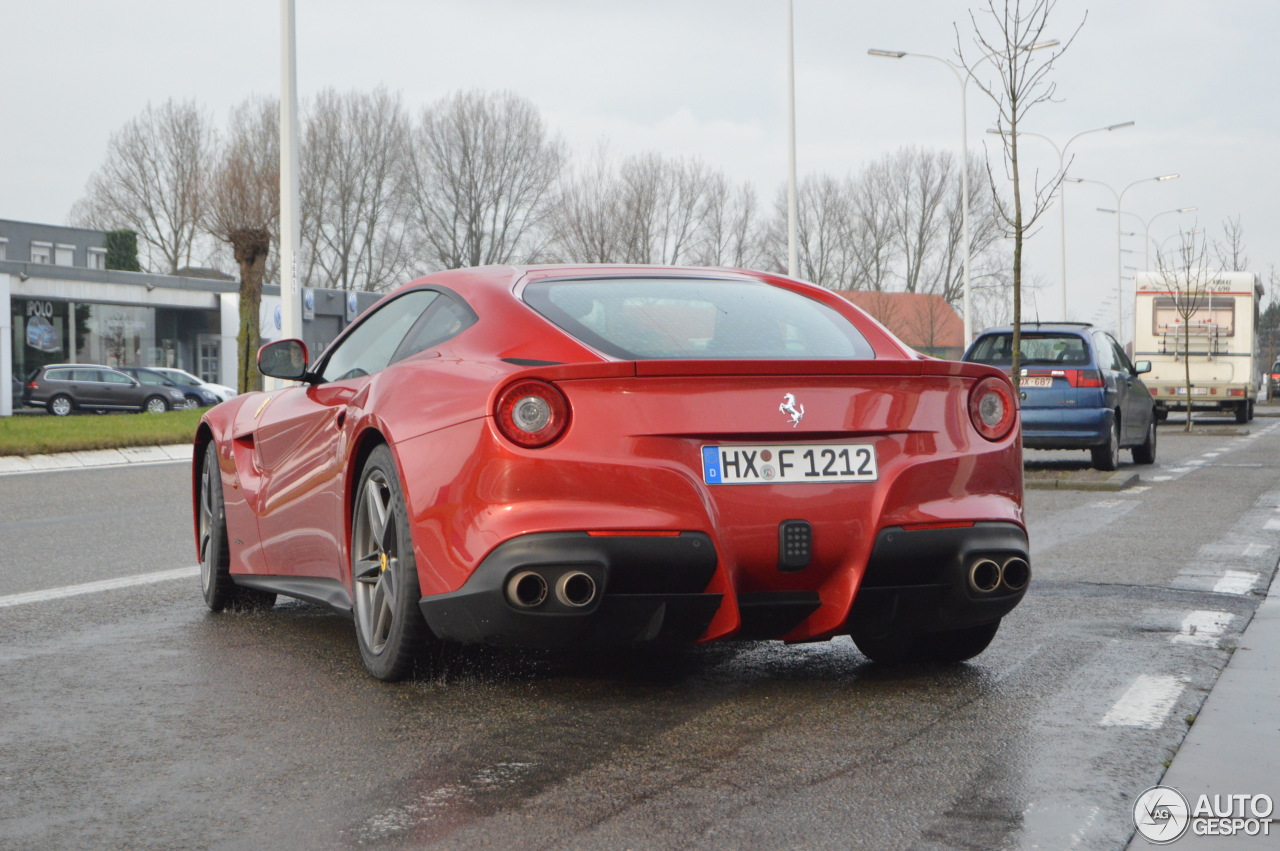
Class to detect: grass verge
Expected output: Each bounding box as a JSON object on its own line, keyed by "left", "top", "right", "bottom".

{"left": 0, "top": 409, "right": 202, "bottom": 456}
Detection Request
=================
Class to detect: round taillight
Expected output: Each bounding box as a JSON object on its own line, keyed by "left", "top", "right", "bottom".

{"left": 969, "top": 376, "right": 1016, "bottom": 441}
{"left": 495, "top": 380, "right": 570, "bottom": 448}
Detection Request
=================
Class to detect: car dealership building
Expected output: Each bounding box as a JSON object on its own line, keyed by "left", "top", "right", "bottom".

{"left": 1, "top": 219, "right": 378, "bottom": 416}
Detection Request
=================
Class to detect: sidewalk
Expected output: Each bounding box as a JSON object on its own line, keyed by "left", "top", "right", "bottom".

{"left": 0, "top": 443, "right": 191, "bottom": 475}
{"left": 1128, "top": 568, "right": 1280, "bottom": 849}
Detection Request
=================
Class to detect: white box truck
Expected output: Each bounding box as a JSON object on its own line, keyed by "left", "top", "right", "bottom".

{"left": 1132, "top": 270, "right": 1263, "bottom": 423}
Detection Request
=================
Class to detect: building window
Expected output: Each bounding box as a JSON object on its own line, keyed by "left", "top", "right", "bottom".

{"left": 87, "top": 248, "right": 107, "bottom": 270}
{"left": 31, "top": 242, "right": 52, "bottom": 264}
{"left": 55, "top": 244, "right": 75, "bottom": 266}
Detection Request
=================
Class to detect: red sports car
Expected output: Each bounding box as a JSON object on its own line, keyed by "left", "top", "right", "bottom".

{"left": 194, "top": 265, "right": 1028, "bottom": 680}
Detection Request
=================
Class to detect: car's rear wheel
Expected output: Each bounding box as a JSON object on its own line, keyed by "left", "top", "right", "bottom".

{"left": 1132, "top": 417, "right": 1157, "bottom": 465}
{"left": 851, "top": 628, "right": 916, "bottom": 664}
{"left": 351, "top": 445, "right": 432, "bottom": 681}
{"left": 184, "top": 394, "right": 202, "bottom": 409}
{"left": 144, "top": 395, "right": 170, "bottom": 414}
{"left": 910, "top": 621, "right": 1001, "bottom": 663}
{"left": 1091, "top": 417, "right": 1120, "bottom": 471}
{"left": 199, "top": 442, "right": 276, "bottom": 612}
{"left": 48, "top": 394, "right": 73, "bottom": 416}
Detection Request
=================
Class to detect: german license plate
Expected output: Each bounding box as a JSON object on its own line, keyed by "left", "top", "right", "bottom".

{"left": 701, "top": 444, "right": 878, "bottom": 485}
{"left": 1023, "top": 377, "right": 1053, "bottom": 388}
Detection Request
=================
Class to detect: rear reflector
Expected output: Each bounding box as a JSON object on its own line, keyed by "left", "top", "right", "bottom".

{"left": 586, "top": 530, "right": 682, "bottom": 537}
{"left": 900, "top": 521, "right": 977, "bottom": 531}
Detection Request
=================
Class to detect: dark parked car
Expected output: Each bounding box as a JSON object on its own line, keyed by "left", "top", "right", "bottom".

{"left": 118, "top": 366, "right": 219, "bottom": 408}
{"left": 963, "top": 322, "right": 1157, "bottom": 471}
{"left": 22, "top": 364, "right": 185, "bottom": 416}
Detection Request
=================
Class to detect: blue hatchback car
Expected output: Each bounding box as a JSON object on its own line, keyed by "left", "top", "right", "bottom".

{"left": 963, "top": 322, "right": 1157, "bottom": 470}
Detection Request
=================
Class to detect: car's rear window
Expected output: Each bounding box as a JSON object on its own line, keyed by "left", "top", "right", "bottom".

{"left": 523, "top": 277, "right": 875, "bottom": 360}
{"left": 966, "top": 333, "right": 1091, "bottom": 366}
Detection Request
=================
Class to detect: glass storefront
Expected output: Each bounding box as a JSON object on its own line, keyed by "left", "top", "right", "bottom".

{"left": 11, "top": 297, "right": 219, "bottom": 382}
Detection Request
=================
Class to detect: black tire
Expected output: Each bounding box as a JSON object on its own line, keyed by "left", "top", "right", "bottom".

{"left": 851, "top": 628, "right": 917, "bottom": 664}
{"left": 1155, "top": 408, "right": 1168, "bottom": 423}
{"left": 48, "top": 394, "right": 73, "bottom": 417}
{"left": 351, "top": 445, "right": 432, "bottom": 681}
{"left": 144, "top": 395, "right": 170, "bottom": 414}
{"left": 1247, "top": 399, "right": 1256, "bottom": 422}
{"left": 1132, "top": 416, "right": 1157, "bottom": 465}
{"left": 1091, "top": 416, "right": 1120, "bottom": 471}
{"left": 1235, "top": 401, "right": 1249, "bottom": 424}
{"left": 184, "top": 394, "right": 203, "bottom": 409}
{"left": 910, "top": 621, "right": 1001, "bottom": 663}
{"left": 198, "top": 442, "right": 276, "bottom": 612}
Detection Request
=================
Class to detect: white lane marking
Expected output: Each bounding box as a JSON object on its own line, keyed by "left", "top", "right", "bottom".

{"left": 1213, "top": 570, "right": 1259, "bottom": 595}
{"left": 1203, "top": 452, "right": 1222, "bottom": 458}
{"left": 0, "top": 567, "right": 198, "bottom": 608}
{"left": 1100, "top": 675, "right": 1185, "bottom": 729}
{"left": 1265, "top": 518, "right": 1280, "bottom": 531}
{"left": 1171, "top": 610, "right": 1234, "bottom": 647}
{"left": 1151, "top": 475, "right": 1174, "bottom": 482}
{"left": 1128, "top": 486, "right": 1152, "bottom": 494}
{"left": 1244, "top": 543, "right": 1270, "bottom": 557}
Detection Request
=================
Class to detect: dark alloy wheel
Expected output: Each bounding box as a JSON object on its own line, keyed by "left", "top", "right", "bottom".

{"left": 351, "top": 445, "right": 433, "bottom": 681}
{"left": 1091, "top": 416, "right": 1120, "bottom": 471}
{"left": 48, "top": 394, "right": 73, "bottom": 417}
{"left": 199, "top": 442, "right": 275, "bottom": 612}
{"left": 1132, "top": 417, "right": 1157, "bottom": 465}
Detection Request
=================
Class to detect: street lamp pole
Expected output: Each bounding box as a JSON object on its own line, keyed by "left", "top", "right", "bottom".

{"left": 1066, "top": 174, "right": 1179, "bottom": 342}
{"left": 1097, "top": 206, "right": 1198, "bottom": 268}
{"left": 869, "top": 42, "right": 1056, "bottom": 344}
{"left": 986, "top": 122, "right": 1134, "bottom": 319}
{"left": 786, "top": 0, "right": 799, "bottom": 278}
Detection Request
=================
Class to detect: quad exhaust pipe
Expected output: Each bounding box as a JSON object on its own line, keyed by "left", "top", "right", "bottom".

{"left": 967, "top": 556, "right": 1031, "bottom": 594}
{"left": 506, "top": 569, "right": 599, "bottom": 609}
{"left": 506, "top": 571, "right": 549, "bottom": 608}
{"left": 555, "top": 571, "right": 597, "bottom": 607}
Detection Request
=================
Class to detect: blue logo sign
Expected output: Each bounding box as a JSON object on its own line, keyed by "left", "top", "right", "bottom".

{"left": 274, "top": 304, "right": 282, "bottom": 330}
{"left": 304, "top": 290, "right": 315, "bottom": 311}
{"left": 347, "top": 293, "right": 358, "bottom": 314}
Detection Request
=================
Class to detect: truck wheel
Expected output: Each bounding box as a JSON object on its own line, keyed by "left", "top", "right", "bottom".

{"left": 1235, "top": 401, "right": 1249, "bottom": 424}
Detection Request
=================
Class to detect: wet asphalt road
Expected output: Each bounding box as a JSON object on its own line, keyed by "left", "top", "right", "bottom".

{"left": 1, "top": 419, "right": 1277, "bottom": 850}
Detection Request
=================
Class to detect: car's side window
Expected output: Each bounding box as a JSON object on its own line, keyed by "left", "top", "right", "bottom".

{"left": 135, "top": 371, "right": 163, "bottom": 385}
{"left": 102, "top": 371, "right": 132, "bottom": 385}
{"left": 1109, "top": 338, "right": 1135, "bottom": 373}
{"left": 72, "top": 368, "right": 101, "bottom": 382}
{"left": 1092, "top": 334, "right": 1115, "bottom": 370}
{"left": 390, "top": 293, "right": 476, "bottom": 364}
{"left": 47, "top": 369, "right": 73, "bottom": 382}
{"left": 319, "top": 290, "right": 439, "bottom": 383}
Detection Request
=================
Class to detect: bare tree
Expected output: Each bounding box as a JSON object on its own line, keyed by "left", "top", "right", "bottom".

{"left": 70, "top": 99, "right": 215, "bottom": 273}
{"left": 546, "top": 144, "right": 627, "bottom": 263}
{"left": 688, "top": 175, "right": 767, "bottom": 269}
{"left": 404, "top": 90, "right": 564, "bottom": 271}
{"left": 1213, "top": 215, "right": 1248, "bottom": 271}
{"left": 960, "top": 0, "right": 1084, "bottom": 383}
{"left": 301, "top": 88, "right": 413, "bottom": 291}
{"left": 205, "top": 97, "right": 280, "bottom": 394}
{"left": 769, "top": 175, "right": 860, "bottom": 288}
{"left": 1155, "top": 229, "right": 1219, "bottom": 432}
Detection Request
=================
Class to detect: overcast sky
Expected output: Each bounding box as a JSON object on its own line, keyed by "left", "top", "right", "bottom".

{"left": 5, "top": 0, "right": 1278, "bottom": 333}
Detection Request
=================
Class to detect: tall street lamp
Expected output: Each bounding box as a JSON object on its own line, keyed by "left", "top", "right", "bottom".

{"left": 986, "top": 122, "right": 1134, "bottom": 319}
{"left": 1097, "top": 206, "right": 1197, "bottom": 268}
{"left": 869, "top": 40, "right": 1058, "bottom": 345}
{"left": 1066, "top": 174, "right": 1179, "bottom": 342}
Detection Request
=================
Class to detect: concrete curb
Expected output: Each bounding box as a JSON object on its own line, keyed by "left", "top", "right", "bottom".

{"left": 0, "top": 444, "right": 190, "bottom": 476}
{"left": 1128, "top": 568, "right": 1280, "bottom": 849}
{"left": 1024, "top": 471, "right": 1138, "bottom": 491}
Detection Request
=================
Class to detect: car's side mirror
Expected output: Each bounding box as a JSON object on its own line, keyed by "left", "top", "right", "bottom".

{"left": 1134, "top": 360, "right": 1152, "bottom": 375}
{"left": 258, "top": 338, "right": 311, "bottom": 381}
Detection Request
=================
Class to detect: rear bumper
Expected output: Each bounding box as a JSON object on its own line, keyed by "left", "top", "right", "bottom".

{"left": 418, "top": 532, "right": 722, "bottom": 647}
{"left": 847, "top": 522, "right": 1029, "bottom": 637}
{"left": 1020, "top": 407, "right": 1110, "bottom": 448}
